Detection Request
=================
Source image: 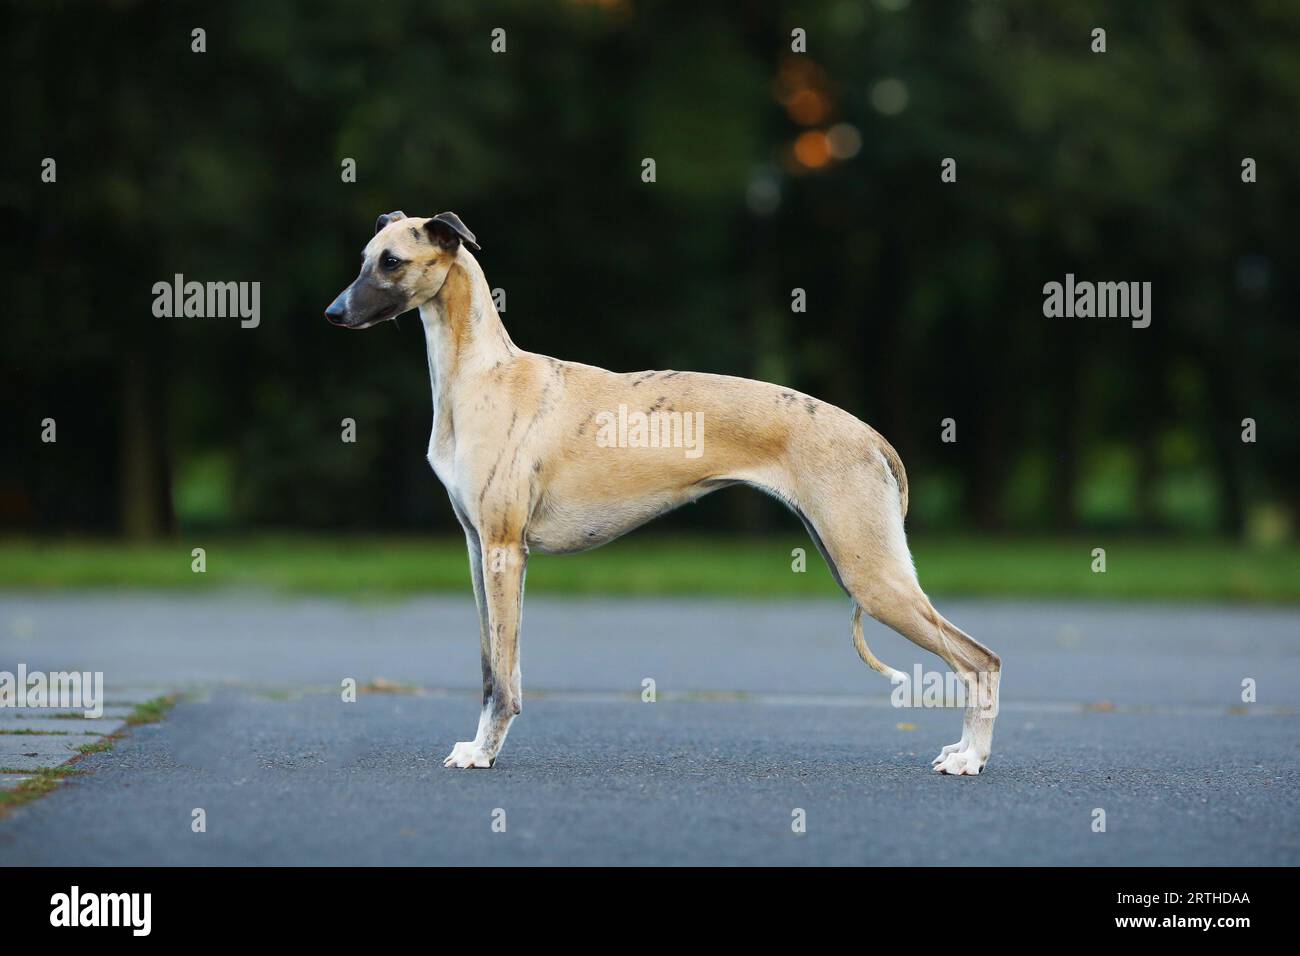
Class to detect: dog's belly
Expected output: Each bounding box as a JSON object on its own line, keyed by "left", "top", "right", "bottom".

{"left": 526, "top": 487, "right": 720, "bottom": 555}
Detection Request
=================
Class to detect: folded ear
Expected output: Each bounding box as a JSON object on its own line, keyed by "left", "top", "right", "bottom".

{"left": 375, "top": 210, "right": 407, "bottom": 234}
{"left": 425, "top": 211, "right": 480, "bottom": 251}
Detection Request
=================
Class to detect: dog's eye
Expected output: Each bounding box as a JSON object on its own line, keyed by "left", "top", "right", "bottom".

{"left": 381, "top": 254, "right": 402, "bottom": 271}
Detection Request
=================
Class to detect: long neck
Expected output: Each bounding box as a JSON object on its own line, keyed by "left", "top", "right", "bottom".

{"left": 418, "top": 250, "right": 515, "bottom": 426}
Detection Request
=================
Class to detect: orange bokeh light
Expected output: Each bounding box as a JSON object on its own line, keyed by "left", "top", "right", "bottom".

{"left": 793, "top": 131, "right": 831, "bottom": 169}
{"left": 786, "top": 88, "right": 829, "bottom": 126}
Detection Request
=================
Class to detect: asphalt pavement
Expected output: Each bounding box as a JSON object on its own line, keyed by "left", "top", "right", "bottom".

{"left": 1, "top": 592, "right": 1296, "bottom": 865}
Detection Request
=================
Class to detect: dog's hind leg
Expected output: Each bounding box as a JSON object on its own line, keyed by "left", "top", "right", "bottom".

{"left": 860, "top": 577, "right": 1001, "bottom": 775}
{"left": 793, "top": 452, "right": 1001, "bottom": 774}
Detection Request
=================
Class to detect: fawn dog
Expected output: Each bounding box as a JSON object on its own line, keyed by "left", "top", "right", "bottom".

{"left": 325, "top": 211, "right": 1001, "bottom": 774}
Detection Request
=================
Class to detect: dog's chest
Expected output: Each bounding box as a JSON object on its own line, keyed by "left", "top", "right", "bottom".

{"left": 425, "top": 431, "right": 458, "bottom": 496}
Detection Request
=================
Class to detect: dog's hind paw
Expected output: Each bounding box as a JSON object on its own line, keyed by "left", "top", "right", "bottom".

{"left": 443, "top": 741, "right": 494, "bottom": 769}
{"left": 933, "top": 743, "right": 987, "bottom": 776}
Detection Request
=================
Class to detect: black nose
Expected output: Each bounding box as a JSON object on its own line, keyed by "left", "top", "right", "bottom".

{"left": 324, "top": 301, "right": 347, "bottom": 325}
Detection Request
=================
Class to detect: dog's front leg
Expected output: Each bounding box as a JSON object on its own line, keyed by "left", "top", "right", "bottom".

{"left": 444, "top": 535, "right": 527, "bottom": 769}
{"left": 464, "top": 525, "right": 494, "bottom": 732}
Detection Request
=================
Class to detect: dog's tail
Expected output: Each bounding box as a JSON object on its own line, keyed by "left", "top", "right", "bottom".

{"left": 852, "top": 604, "right": 906, "bottom": 683}
{"left": 877, "top": 438, "right": 909, "bottom": 519}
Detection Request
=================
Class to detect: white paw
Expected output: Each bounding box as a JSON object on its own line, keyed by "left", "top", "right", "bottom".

{"left": 443, "top": 741, "right": 494, "bottom": 769}
{"left": 933, "top": 742, "right": 987, "bottom": 776}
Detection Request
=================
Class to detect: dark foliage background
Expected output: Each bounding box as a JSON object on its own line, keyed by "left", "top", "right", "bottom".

{"left": 2, "top": 0, "right": 1296, "bottom": 541}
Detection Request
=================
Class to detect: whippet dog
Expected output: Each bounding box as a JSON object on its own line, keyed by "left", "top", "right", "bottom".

{"left": 325, "top": 211, "right": 1002, "bottom": 775}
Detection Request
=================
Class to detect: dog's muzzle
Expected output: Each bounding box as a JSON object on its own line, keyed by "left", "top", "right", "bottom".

{"left": 324, "top": 291, "right": 351, "bottom": 326}
{"left": 325, "top": 281, "right": 406, "bottom": 329}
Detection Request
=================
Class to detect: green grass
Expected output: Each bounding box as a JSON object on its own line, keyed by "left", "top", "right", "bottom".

{"left": 0, "top": 535, "right": 1297, "bottom": 602}
{"left": 0, "top": 766, "right": 84, "bottom": 817}
{"left": 124, "top": 695, "right": 178, "bottom": 727}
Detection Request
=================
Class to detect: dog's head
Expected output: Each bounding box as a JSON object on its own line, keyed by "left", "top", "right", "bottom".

{"left": 324, "top": 211, "right": 480, "bottom": 329}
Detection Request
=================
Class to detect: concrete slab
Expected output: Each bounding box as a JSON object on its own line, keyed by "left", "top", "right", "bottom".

{"left": 3, "top": 706, "right": 132, "bottom": 720}
{"left": 0, "top": 717, "right": 124, "bottom": 735}
{"left": 0, "top": 734, "right": 104, "bottom": 771}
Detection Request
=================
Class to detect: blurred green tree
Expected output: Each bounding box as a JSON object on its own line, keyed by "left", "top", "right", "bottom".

{"left": 2, "top": 0, "right": 1296, "bottom": 540}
